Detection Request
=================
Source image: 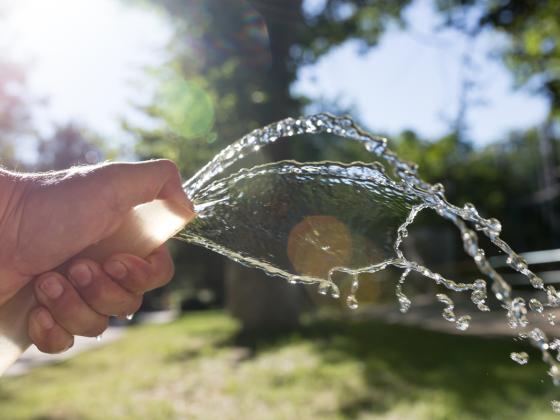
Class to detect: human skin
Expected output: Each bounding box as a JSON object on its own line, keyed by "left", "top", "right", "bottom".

{"left": 0, "top": 160, "right": 195, "bottom": 353}
{"left": 29, "top": 245, "right": 176, "bottom": 353}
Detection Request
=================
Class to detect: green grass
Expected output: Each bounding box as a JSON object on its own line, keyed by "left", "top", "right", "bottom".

{"left": 0, "top": 311, "right": 557, "bottom": 419}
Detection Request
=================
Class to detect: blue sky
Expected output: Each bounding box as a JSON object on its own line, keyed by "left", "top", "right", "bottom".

{"left": 295, "top": 0, "right": 549, "bottom": 144}
{"left": 1, "top": 0, "right": 170, "bottom": 159}
{"left": 1, "top": 0, "right": 550, "bottom": 160}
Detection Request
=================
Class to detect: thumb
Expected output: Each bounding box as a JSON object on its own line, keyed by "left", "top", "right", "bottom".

{"left": 95, "top": 159, "right": 194, "bottom": 215}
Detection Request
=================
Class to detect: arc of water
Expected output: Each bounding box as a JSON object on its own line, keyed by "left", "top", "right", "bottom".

{"left": 181, "top": 113, "right": 560, "bottom": 393}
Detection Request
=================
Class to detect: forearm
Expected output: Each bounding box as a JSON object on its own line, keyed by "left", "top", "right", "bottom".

{"left": 0, "top": 167, "right": 18, "bottom": 208}
{"left": 0, "top": 168, "right": 27, "bottom": 223}
{"left": 0, "top": 281, "right": 35, "bottom": 374}
{"left": 0, "top": 168, "right": 30, "bottom": 305}
{"left": 0, "top": 169, "right": 35, "bottom": 364}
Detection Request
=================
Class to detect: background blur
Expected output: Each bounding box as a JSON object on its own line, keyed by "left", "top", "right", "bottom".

{"left": 1, "top": 0, "right": 560, "bottom": 419}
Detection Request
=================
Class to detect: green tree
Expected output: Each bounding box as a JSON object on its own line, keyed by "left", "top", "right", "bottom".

{"left": 0, "top": 59, "right": 34, "bottom": 169}
{"left": 36, "top": 123, "right": 109, "bottom": 171}
{"left": 437, "top": 0, "right": 560, "bottom": 114}
{"left": 393, "top": 126, "right": 558, "bottom": 251}
{"left": 435, "top": 0, "right": 560, "bottom": 244}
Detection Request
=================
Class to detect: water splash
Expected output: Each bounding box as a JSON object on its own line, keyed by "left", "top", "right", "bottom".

{"left": 396, "top": 268, "right": 412, "bottom": 313}
{"left": 529, "top": 298, "right": 544, "bottom": 314}
{"left": 178, "top": 113, "right": 560, "bottom": 410}
{"left": 511, "top": 352, "right": 529, "bottom": 365}
{"left": 456, "top": 315, "right": 471, "bottom": 331}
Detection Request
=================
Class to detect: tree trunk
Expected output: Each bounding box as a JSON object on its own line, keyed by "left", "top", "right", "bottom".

{"left": 225, "top": 261, "right": 308, "bottom": 332}
{"left": 226, "top": 0, "right": 309, "bottom": 332}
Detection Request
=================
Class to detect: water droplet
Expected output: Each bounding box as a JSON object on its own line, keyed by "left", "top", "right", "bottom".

{"left": 436, "top": 293, "right": 453, "bottom": 306}
{"left": 550, "top": 339, "right": 560, "bottom": 351}
{"left": 346, "top": 295, "right": 359, "bottom": 310}
{"left": 549, "top": 314, "right": 557, "bottom": 326}
{"left": 126, "top": 313, "right": 134, "bottom": 321}
{"left": 478, "top": 303, "right": 491, "bottom": 312}
{"left": 330, "top": 285, "right": 341, "bottom": 299}
{"left": 443, "top": 308, "right": 456, "bottom": 322}
{"left": 365, "top": 139, "right": 387, "bottom": 154}
{"left": 350, "top": 275, "right": 360, "bottom": 294}
{"left": 471, "top": 290, "right": 485, "bottom": 304}
{"left": 462, "top": 230, "right": 478, "bottom": 257}
{"left": 398, "top": 295, "right": 412, "bottom": 313}
{"left": 463, "top": 202, "right": 477, "bottom": 214}
{"left": 491, "top": 278, "right": 511, "bottom": 302}
{"left": 529, "top": 298, "right": 544, "bottom": 313}
{"left": 487, "top": 218, "right": 502, "bottom": 234}
{"left": 398, "top": 228, "right": 409, "bottom": 238}
{"left": 318, "top": 283, "right": 330, "bottom": 295}
{"left": 96, "top": 335, "right": 102, "bottom": 342}
{"left": 473, "top": 279, "right": 486, "bottom": 290}
{"left": 508, "top": 297, "right": 529, "bottom": 329}
{"left": 510, "top": 352, "right": 529, "bottom": 365}
{"left": 529, "top": 273, "right": 545, "bottom": 289}
{"left": 549, "top": 365, "right": 560, "bottom": 385}
{"left": 456, "top": 315, "right": 471, "bottom": 331}
{"left": 431, "top": 183, "right": 445, "bottom": 194}
{"left": 529, "top": 328, "right": 548, "bottom": 350}
{"left": 547, "top": 286, "right": 560, "bottom": 306}
{"left": 506, "top": 254, "right": 528, "bottom": 272}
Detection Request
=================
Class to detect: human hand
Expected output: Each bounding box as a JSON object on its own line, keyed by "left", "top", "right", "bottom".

{"left": 28, "top": 246, "right": 174, "bottom": 353}
{"left": 0, "top": 160, "right": 194, "bottom": 306}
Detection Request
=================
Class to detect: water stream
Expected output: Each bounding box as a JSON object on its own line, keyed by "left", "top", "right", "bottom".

{"left": 178, "top": 113, "right": 560, "bottom": 412}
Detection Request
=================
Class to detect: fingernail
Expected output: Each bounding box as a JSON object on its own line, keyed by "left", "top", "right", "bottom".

{"left": 104, "top": 260, "right": 127, "bottom": 279}
{"left": 40, "top": 276, "right": 63, "bottom": 299}
{"left": 37, "top": 309, "right": 54, "bottom": 330}
{"left": 69, "top": 263, "right": 92, "bottom": 287}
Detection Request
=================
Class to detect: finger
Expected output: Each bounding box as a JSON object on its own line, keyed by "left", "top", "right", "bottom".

{"left": 67, "top": 259, "right": 143, "bottom": 317}
{"left": 103, "top": 246, "right": 174, "bottom": 295}
{"left": 28, "top": 306, "right": 74, "bottom": 354}
{"left": 96, "top": 160, "right": 195, "bottom": 215}
{"left": 34, "top": 272, "right": 108, "bottom": 337}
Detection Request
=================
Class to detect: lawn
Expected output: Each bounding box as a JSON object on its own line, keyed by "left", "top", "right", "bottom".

{"left": 0, "top": 311, "right": 557, "bottom": 419}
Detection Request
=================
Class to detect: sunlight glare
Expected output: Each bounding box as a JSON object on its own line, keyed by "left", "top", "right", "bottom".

{"left": 0, "top": 0, "right": 171, "bottom": 146}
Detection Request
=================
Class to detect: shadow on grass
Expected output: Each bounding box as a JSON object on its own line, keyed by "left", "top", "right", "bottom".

{"left": 219, "top": 318, "right": 553, "bottom": 418}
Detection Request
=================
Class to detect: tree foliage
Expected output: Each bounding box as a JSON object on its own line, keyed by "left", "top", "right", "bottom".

{"left": 437, "top": 0, "right": 560, "bottom": 115}
{"left": 0, "top": 59, "right": 34, "bottom": 168}
{"left": 36, "top": 124, "right": 109, "bottom": 171}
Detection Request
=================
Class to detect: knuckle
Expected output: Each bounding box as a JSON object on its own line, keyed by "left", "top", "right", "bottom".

{"left": 157, "top": 159, "right": 179, "bottom": 176}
